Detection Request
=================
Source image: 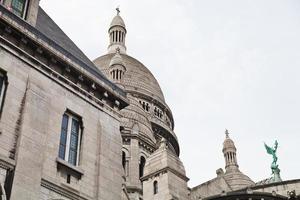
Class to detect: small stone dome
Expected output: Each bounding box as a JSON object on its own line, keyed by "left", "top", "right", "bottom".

{"left": 110, "top": 15, "right": 126, "bottom": 29}
{"left": 223, "top": 137, "right": 235, "bottom": 149}
{"left": 223, "top": 171, "right": 254, "bottom": 190}
{"left": 109, "top": 50, "right": 124, "bottom": 67}
{"left": 223, "top": 131, "right": 236, "bottom": 151}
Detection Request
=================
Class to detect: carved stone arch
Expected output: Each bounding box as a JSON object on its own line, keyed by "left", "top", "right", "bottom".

{"left": 122, "top": 147, "right": 130, "bottom": 177}
{"left": 139, "top": 155, "right": 146, "bottom": 178}
{"left": 122, "top": 147, "right": 130, "bottom": 156}
{"left": 139, "top": 150, "right": 148, "bottom": 159}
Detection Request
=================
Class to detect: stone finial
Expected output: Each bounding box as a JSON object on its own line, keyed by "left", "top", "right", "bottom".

{"left": 216, "top": 168, "right": 224, "bottom": 177}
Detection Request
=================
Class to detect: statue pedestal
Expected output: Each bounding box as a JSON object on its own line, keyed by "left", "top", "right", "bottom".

{"left": 271, "top": 167, "right": 282, "bottom": 183}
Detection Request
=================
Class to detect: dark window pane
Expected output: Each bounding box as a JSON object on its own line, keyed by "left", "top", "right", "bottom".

{"left": 71, "top": 119, "right": 79, "bottom": 134}
{"left": 58, "top": 114, "right": 69, "bottom": 159}
{"left": 11, "top": 0, "right": 27, "bottom": 17}
{"left": 68, "top": 150, "right": 76, "bottom": 165}
{"left": 58, "top": 145, "right": 65, "bottom": 159}
{"left": 0, "top": 76, "right": 4, "bottom": 97}
{"left": 68, "top": 118, "right": 79, "bottom": 165}
{"left": 62, "top": 114, "right": 69, "bottom": 130}
{"left": 154, "top": 181, "right": 158, "bottom": 194}
{"left": 70, "top": 134, "right": 78, "bottom": 149}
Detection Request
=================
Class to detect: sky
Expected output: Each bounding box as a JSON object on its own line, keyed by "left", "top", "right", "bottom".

{"left": 40, "top": 0, "right": 300, "bottom": 187}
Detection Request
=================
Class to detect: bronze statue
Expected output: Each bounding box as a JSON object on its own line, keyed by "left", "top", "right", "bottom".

{"left": 264, "top": 140, "right": 282, "bottom": 182}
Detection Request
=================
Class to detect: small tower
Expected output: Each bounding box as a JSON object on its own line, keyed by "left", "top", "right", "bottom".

{"left": 142, "top": 139, "right": 189, "bottom": 200}
{"left": 223, "top": 129, "right": 239, "bottom": 173}
{"left": 108, "top": 8, "right": 127, "bottom": 54}
{"left": 109, "top": 48, "right": 126, "bottom": 85}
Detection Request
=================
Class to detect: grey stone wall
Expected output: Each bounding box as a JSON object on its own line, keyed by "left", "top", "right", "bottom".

{"left": 0, "top": 35, "right": 123, "bottom": 200}
{"left": 142, "top": 141, "right": 189, "bottom": 200}
{"left": 189, "top": 176, "right": 230, "bottom": 200}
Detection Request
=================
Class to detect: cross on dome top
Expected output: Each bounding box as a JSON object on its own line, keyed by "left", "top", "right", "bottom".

{"left": 225, "top": 129, "right": 229, "bottom": 138}
{"left": 116, "top": 7, "right": 120, "bottom": 15}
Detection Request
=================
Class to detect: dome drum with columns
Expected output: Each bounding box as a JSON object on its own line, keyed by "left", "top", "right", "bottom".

{"left": 108, "top": 8, "right": 127, "bottom": 54}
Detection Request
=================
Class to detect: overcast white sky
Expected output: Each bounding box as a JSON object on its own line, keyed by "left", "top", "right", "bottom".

{"left": 40, "top": 0, "right": 300, "bottom": 187}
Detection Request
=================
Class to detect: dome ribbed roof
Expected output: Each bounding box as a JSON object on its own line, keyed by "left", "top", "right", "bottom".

{"left": 223, "top": 171, "right": 254, "bottom": 190}
{"left": 223, "top": 137, "right": 235, "bottom": 149}
{"left": 93, "top": 53, "right": 166, "bottom": 103}
{"left": 110, "top": 15, "right": 126, "bottom": 28}
{"left": 223, "top": 131, "right": 236, "bottom": 150}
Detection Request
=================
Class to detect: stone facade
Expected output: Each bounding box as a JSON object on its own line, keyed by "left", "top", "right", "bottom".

{"left": 0, "top": 2, "right": 299, "bottom": 200}
{"left": 0, "top": 2, "right": 127, "bottom": 200}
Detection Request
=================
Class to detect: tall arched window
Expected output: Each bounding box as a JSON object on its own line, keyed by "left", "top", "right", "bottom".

{"left": 139, "top": 156, "right": 146, "bottom": 178}
{"left": 153, "top": 181, "right": 158, "bottom": 195}
{"left": 58, "top": 111, "right": 82, "bottom": 166}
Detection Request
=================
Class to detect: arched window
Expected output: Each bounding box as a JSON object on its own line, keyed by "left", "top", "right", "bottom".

{"left": 139, "top": 156, "right": 146, "bottom": 178}
{"left": 122, "top": 151, "right": 126, "bottom": 170}
{"left": 153, "top": 181, "right": 158, "bottom": 195}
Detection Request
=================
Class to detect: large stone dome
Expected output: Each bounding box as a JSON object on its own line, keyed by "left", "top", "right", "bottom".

{"left": 93, "top": 10, "right": 179, "bottom": 156}
{"left": 94, "top": 53, "right": 166, "bottom": 103}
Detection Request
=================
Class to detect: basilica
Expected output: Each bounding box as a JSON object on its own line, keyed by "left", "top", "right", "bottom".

{"left": 0, "top": 1, "right": 299, "bottom": 200}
